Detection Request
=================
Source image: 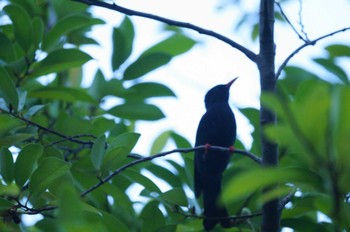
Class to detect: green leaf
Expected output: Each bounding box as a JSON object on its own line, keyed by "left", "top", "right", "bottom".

{"left": 32, "top": 17, "right": 44, "bottom": 50}
{"left": 57, "top": 182, "right": 86, "bottom": 231}
{"left": 140, "top": 201, "right": 165, "bottom": 232}
{"left": 91, "top": 135, "right": 106, "bottom": 171}
{"left": 14, "top": 143, "right": 44, "bottom": 188}
{"left": 159, "top": 188, "right": 188, "bottom": 206}
{"left": 122, "top": 82, "right": 176, "bottom": 100}
{"left": 29, "top": 49, "right": 92, "bottom": 79}
{"left": 123, "top": 169, "right": 161, "bottom": 193}
{"left": 279, "top": 66, "right": 318, "bottom": 95}
{"left": 143, "top": 34, "right": 196, "bottom": 57}
{"left": 0, "top": 66, "right": 19, "bottom": 110}
{"left": 24, "top": 105, "right": 45, "bottom": 118}
{"left": 88, "top": 70, "right": 125, "bottom": 100}
{"left": 150, "top": 130, "right": 171, "bottom": 154}
{"left": 112, "top": 17, "right": 134, "bottom": 71}
{"left": 43, "top": 15, "right": 104, "bottom": 51}
{"left": 29, "top": 157, "right": 71, "bottom": 196}
{"left": 28, "top": 87, "right": 96, "bottom": 103}
{"left": 0, "top": 198, "right": 15, "bottom": 211}
{"left": 4, "top": 4, "right": 33, "bottom": 52}
{"left": 223, "top": 167, "right": 322, "bottom": 203}
{"left": 102, "top": 132, "right": 140, "bottom": 171}
{"left": 108, "top": 102, "right": 165, "bottom": 121}
{"left": 145, "top": 163, "right": 182, "bottom": 188}
{"left": 0, "top": 147, "right": 14, "bottom": 184}
{"left": 314, "top": 58, "right": 349, "bottom": 84}
{"left": 0, "top": 32, "right": 15, "bottom": 62}
{"left": 326, "top": 44, "right": 350, "bottom": 58}
{"left": 123, "top": 53, "right": 172, "bottom": 80}
{"left": 0, "top": 133, "right": 34, "bottom": 147}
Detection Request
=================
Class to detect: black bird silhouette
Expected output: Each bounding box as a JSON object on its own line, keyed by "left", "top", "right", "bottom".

{"left": 194, "top": 78, "right": 237, "bottom": 231}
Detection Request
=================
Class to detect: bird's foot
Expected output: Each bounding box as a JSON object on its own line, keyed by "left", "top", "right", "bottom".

{"left": 228, "top": 146, "right": 235, "bottom": 153}
{"left": 204, "top": 143, "right": 211, "bottom": 154}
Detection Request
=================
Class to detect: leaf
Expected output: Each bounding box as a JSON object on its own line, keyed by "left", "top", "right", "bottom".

{"left": 123, "top": 169, "right": 161, "bottom": 193}
{"left": 150, "top": 130, "right": 171, "bottom": 154}
{"left": 279, "top": 66, "right": 318, "bottom": 95}
{"left": 108, "top": 102, "right": 165, "bottom": 121}
{"left": 122, "top": 82, "right": 176, "bottom": 101}
{"left": 102, "top": 132, "right": 140, "bottom": 171}
{"left": 143, "top": 34, "right": 196, "bottom": 57}
{"left": 0, "top": 32, "right": 15, "bottom": 62}
{"left": 159, "top": 188, "right": 188, "bottom": 206}
{"left": 0, "top": 66, "right": 19, "bottom": 110}
{"left": 4, "top": 4, "right": 33, "bottom": 52}
{"left": 24, "top": 105, "right": 45, "bottom": 118}
{"left": 112, "top": 17, "right": 134, "bottom": 71}
{"left": 29, "top": 49, "right": 92, "bottom": 79}
{"left": 28, "top": 87, "right": 96, "bottom": 103}
{"left": 0, "top": 134, "right": 34, "bottom": 147}
{"left": 326, "top": 44, "right": 350, "bottom": 58}
{"left": 313, "top": 58, "right": 349, "bottom": 84}
{"left": 43, "top": 14, "right": 104, "bottom": 51}
{"left": 223, "top": 167, "right": 322, "bottom": 203}
{"left": 0, "top": 147, "right": 14, "bottom": 184}
{"left": 145, "top": 163, "right": 182, "bottom": 188}
{"left": 14, "top": 143, "right": 44, "bottom": 188}
{"left": 29, "top": 157, "right": 71, "bottom": 196}
{"left": 32, "top": 17, "right": 44, "bottom": 50}
{"left": 91, "top": 135, "right": 106, "bottom": 171}
{"left": 123, "top": 53, "right": 172, "bottom": 80}
{"left": 140, "top": 201, "right": 165, "bottom": 232}
{"left": 0, "top": 198, "right": 14, "bottom": 211}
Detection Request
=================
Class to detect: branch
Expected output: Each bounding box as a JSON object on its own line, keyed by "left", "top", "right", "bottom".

{"left": 275, "top": 26, "right": 350, "bottom": 79}
{"left": 80, "top": 145, "right": 261, "bottom": 197}
{"left": 7, "top": 111, "right": 94, "bottom": 146}
{"left": 275, "top": 1, "right": 308, "bottom": 42}
{"left": 72, "top": 0, "right": 258, "bottom": 62}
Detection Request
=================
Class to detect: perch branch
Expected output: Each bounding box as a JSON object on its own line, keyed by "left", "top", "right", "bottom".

{"left": 80, "top": 145, "right": 261, "bottom": 197}
{"left": 72, "top": 0, "right": 258, "bottom": 62}
{"left": 276, "top": 26, "right": 350, "bottom": 79}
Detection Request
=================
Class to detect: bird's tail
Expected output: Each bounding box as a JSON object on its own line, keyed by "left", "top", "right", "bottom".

{"left": 202, "top": 176, "right": 230, "bottom": 231}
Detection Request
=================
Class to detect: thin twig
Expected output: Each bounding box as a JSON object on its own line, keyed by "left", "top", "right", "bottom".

{"left": 276, "top": 26, "right": 350, "bottom": 79}
{"left": 275, "top": 1, "right": 307, "bottom": 42}
{"left": 80, "top": 145, "right": 261, "bottom": 197}
{"left": 72, "top": 0, "right": 258, "bottom": 62}
{"left": 8, "top": 111, "right": 94, "bottom": 146}
{"left": 297, "top": 0, "right": 309, "bottom": 41}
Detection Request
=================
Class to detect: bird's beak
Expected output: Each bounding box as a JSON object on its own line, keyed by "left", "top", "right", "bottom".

{"left": 226, "top": 77, "right": 238, "bottom": 88}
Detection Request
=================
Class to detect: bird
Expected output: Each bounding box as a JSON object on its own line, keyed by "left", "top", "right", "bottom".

{"left": 194, "top": 78, "right": 237, "bottom": 231}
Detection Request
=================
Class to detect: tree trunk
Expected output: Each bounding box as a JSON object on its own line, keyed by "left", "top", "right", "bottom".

{"left": 258, "top": 0, "right": 280, "bottom": 231}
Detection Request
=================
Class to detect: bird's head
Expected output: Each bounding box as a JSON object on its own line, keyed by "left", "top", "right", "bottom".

{"left": 204, "top": 77, "right": 238, "bottom": 109}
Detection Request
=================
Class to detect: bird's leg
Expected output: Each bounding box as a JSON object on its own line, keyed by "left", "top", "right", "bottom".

{"left": 203, "top": 143, "right": 211, "bottom": 159}
{"left": 204, "top": 143, "right": 211, "bottom": 153}
{"left": 228, "top": 146, "right": 235, "bottom": 153}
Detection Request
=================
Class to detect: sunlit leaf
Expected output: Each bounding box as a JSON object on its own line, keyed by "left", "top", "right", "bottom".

{"left": 123, "top": 53, "right": 172, "bottom": 80}
{"left": 29, "top": 49, "right": 92, "bottom": 79}
{"left": 143, "top": 34, "right": 196, "bottom": 57}
{"left": 112, "top": 17, "right": 134, "bottom": 71}
{"left": 108, "top": 102, "right": 165, "bottom": 121}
